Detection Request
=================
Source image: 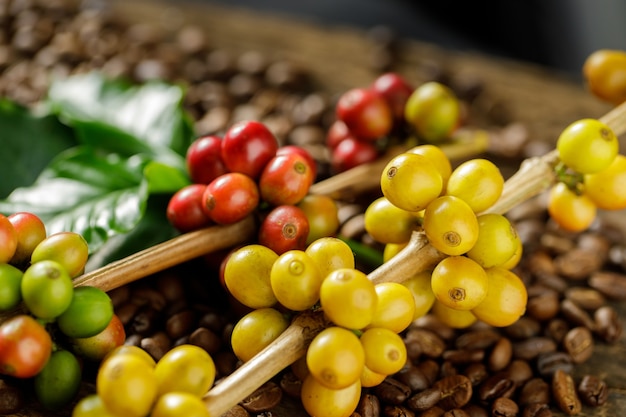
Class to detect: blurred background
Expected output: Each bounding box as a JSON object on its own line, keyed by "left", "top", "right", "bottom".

{"left": 198, "top": 0, "right": 626, "bottom": 81}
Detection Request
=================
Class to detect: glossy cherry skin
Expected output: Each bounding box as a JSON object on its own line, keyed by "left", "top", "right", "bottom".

{"left": 276, "top": 145, "right": 318, "bottom": 182}
{"left": 371, "top": 72, "right": 414, "bottom": 121}
{"left": 335, "top": 87, "right": 393, "bottom": 141}
{"left": 221, "top": 120, "right": 279, "bottom": 179}
{"left": 331, "top": 136, "right": 379, "bottom": 173}
{"left": 167, "top": 184, "right": 213, "bottom": 232}
{"left": 258, "top": 205, "right": 310, "bottom": 255}
{"left": 326, "top": 120, "right": 353, "bottom": 150}
{"left": 202, "top": 173, "right": 260, "bottom": 224}
{"left": 186, "top": 135, "right": 229, "bottom": 184}
{"left": 259, "top": 153, "right": 315, "bottom": 206}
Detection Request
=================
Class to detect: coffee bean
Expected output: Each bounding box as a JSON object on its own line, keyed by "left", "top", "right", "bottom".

{"left": 577, "top": 374, "right": 608, "bottom": 406}
{"left": 553, "top": 247, "right": 604, "bottom": 280}
{"left": 526, "top": 290, "right": 560, "bottom": 321}
{"left": 594, "top": 305, "right": 623, "bottom": 343}
{"left": 442, "top": 349, "right": 485, "bottom": 365}
{"left": 406, "top": 386, "right": 442, "bottom": 411}
{"left": 588, "top": 270, "right": 626, "bottom": 300}
{"left": 504, "top": 317, "right": 541, "bottom": 340}
{"left": 543, "top": 318, "right": 570, "bottom": 344}
{"left": 504, "top": 359, "right": 533, "bottom": 387}
{"left": 374, "top": 378, "right": 412, "bottom": 405}
{"left": 455, "top": 329, "right": 501, "bottom": 350}
{"left": 518, "top": 378, "right": 550, "bottom": 406}
{"left": 562, "top": 326, "right": 594, "bottom": 364}
{"left": 512, "top": 337, "right": 557, "bottom": 360}
{"left": 240, "top": 381, "right": 282, "bottom": 413}
{"left": 536, "top": 352, "right": 574, "bottom": 378}
{"left": 433, "top": 375, "right": 473, "bottom": 410}
{"left": 395, "top": 364, "right": 432, "bottom": 391}
{"left": 551, "top": 369, "right": 582, "bottom": 415}
{"left": 356, "top": 393, "right": 381, "bottom": 417}
{"left": 463, "top": 362, "right": 489, "bottom": 387}
{"left": 279, "top": 371, "right": 302, "bottom": 398}
{"left": 442, "top": 409, "right": 471, "bottom": 417}
{"left": 404, "top": 328, "right": 446, "bottom": 360}
{"left": 491, "top": 397, "right": 518, "bottom": 417}
{"left": 140, "top": 331, "right": 171, "bottom": 361}
{"left": 461, "top": 404, "right": 489, "bottom": 417}
{"left": 560, "top": 299, "right": 596, "bottom": 330}
{"left": 488, "top": 337, "right": 512, "bottom": 372}
{"left": 477, "top": 372, "right": 515, "bottom": 403}
{"left": 564, "top": 287, "right": 605, "bottom": 311}
{"left": 165, "top": 309, "right": 196, "bottom": 339}
{"left": 418, "top": 406, "right": 446, "bottom": 417}
{"left": 189, "top": 327, "right": 222, "bottom": 354}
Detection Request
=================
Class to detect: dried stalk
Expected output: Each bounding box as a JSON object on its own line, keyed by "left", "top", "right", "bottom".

{"left": 202, "top": 100, "right": 626, "bottom": 415}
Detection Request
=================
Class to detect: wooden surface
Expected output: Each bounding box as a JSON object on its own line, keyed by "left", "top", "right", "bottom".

{"left": 10, "top": 1, "right": 625, "bottom": 415}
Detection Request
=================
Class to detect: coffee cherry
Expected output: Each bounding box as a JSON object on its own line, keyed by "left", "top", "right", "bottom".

{"left": 471, "top": 267, "right": 527, "bottom": 327}
{"left": 547, "top": 182, "right": 597, "bottom": 232}
{"left": 258, "top": 205, "right": 310, "bottom": 255}
{"left": 31, "top": 231, "right": 89, "bottom": 278}
{"left": 223, "top": 244, "right": 278, "bottom": 309}
{"left": 583, "top": 49, "right": 626, "bottom": 105}
{"left": 404, "top": 81, "right": 460, "bottom": 143}
{"left": 301, "top": 374, "right": 361, "bottom": 417}
{"left": 166, "top": 184, "right": 213, "bottom": 232}
{"left": 0, "top": 264, "right": 23, "bottom": 311}
{"left": 304, "top": 236, "right": 355, "bottom": 279}
{"left": 185, "top": 135, "right": 228, "bottom": 184}
{"left": 331, "top": 136, "right": 379, "bottom": 174}
{"left": 276, "top": 145, "right": 318, "bottom": 183}
{"left": 556, "top": 118, "right": 618, "bottom": 175}
{"left": 21, "top": 260, "right": 74, "bottom": 320}
{"left": 335, "top": 87, "right": 393, "bottom": 141}
{"left": 7, "top": 212, "right": 46, "bottom": 266}
{"left": 297, "top": 194, "right": 340, "bottom": 245}
{"left": 466, "top": 213, "right": 520, "bottom": 268}
{"left": 431, "top": 255, "right": 488, "bottom": 311}
{"left": 584, "top": 154, "right": 626, "bottom": 210}
{"left": 221, "top": 120, "right": 279, "bottom": 179}
{"left": 259, "top": 152, "right": 314, "bottom": 206}
{"left": 202, "top": 172, "right": 259, "bottom": 225}
{"left": 306, "top": 326, "right": 365, "bottom": 390}
{"left": 423, "top": 195, "right": 479, "bottom": 256}
{"left": 319, "top": 268, "right": 377, "bottom": 330}
{"left": 230, "top": 308, "right": 289, "bottom": 362}
{"left": 371, "top": 72, "right": 414, "bottom": 122}
{"left": 270, "top": 250, "right": 323, "bottom": 311}
{"left": 359, "top": 327, "right": 407, "bottom": 375}
{"left": 364, "top": 197, "right": 420, "bottom": 245}
{"left": 366, "top": 282, "right": 415, "bottom": 333}
{"left": 445, "top": 158, "right": 504, "bottom": 213}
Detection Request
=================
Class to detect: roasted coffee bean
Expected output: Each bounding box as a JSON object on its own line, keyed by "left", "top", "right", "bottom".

{"left": 518, "top": 378, "right": 551, "bottom": 406}
{"left": 440, "top": 360, "right": 459, "bottom": 378}
{"left": 374, "top": 378, "right": 412, "bottom": 405}
{"left": 553, "top": 247, "right": 604, "bottom": 280}
{"left": 116, "top": 301, "right": 141, "bottom": 326}
{"left": 140, "top": 331, "right": 171, "bottom": 361}
{"left": 356, "top": 393, "right": 381, "bottom": 417}
{"left": 107, "top": 285, "right": 130, "bottom": 308}
{"left": 418, "top": 359, "right": 442, "bottom": 386}
{"left": 512, "top": 337, "right": 557, "bottom": 360}
{"left": 442, "top": 349, "right": 485, "bottom": 365}
{"left": 594, "top": 305, "right": 623, "bottom": 344}
{"left": 564, "top": 287, "right": 605, "bottom": 310}
{"left": 129, "top": 306, "right": 161, "bottom": 336}
{"left": 240, "top": 381, "right": 282, "bottom": 413}
{"left": 577, "top": 374, "right": 608, "bottom": 406}
{"left": 411, "top": 315, "right": 457, "bottom": 341}
{"left": 279, "top": 371, "right": 302, "bottom": 398}
{"left": 395, "top": 364, "right": 432, "bottom": 391}
{"left": 521, "top": 403, "right": 552, "bottom": 417}
{"left": 463, "top": 362, "right": 489, "bottom": 387}
{"left": 455, "top": 329, "right": 501, "bottom": 350}
{"left": 0, "top": 379, "right": 24, "bottom": 415}
{"left": 433, "top": 375, "right": 473, "bottom": 410}
{"left": 406, "top": 387, "right": 442, "bottom": 412}
{"left": 526, "top": 290, "right": 560, "bottom": 321}
{"left": 504, "top": 317, "right": 541, "bottom": 340}
{"left": 491, "top": 397, "right": 518, "bottom": 417}
{"left": 382, "top": 404, "right": 415, "bottom": 417}
{"left": 189, "top": 327, "right": 222, "bottom": 354}
{"left": 588, "top": 270, "right": 626, "bottom": 300}
{"left": 404, "top": 328, "right": 446, "bottom": 360}
{"left": 562, "top": 326, "right": 593, "bottom": 364}
{"left": 536, "top": 352, "right": 574, "bottom": 378}
{"left": 543, "top": 318, "right": 570, "bottom": 344}
{"left": 551, "top": 369, "right": 581, "bottom": 415}
{"left": 488, "top": 337, "right": 512, "bottom": 372}
{"left": 165, "top": 309, "right": 196, "bottom": 339}
{"left": 477, "top": 372, "right": 515, "bottom": 403}
{"left": 560, "top": 299, "right": 596, "bottom": 330}
{"left": 503, "top": 359, "right": 533, "bottom": 387}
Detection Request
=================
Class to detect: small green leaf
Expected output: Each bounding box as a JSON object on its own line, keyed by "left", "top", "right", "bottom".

{"left": 144, "top": 161, "right": 191, "bottom": 194}
{"left": 0, "top": 99, "right": 77, "bottom": 198}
